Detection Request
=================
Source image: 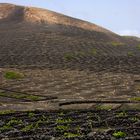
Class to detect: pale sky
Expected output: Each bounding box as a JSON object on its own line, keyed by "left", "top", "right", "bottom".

{"left": 0, "top": 0, "right": 140, "bottom": 37}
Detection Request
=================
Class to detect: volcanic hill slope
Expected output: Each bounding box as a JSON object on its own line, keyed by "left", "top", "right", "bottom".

{"left": 0, "top": 3, "right": 140, "bottom": 70}
{"left": 0, "top": 3, "right": 140, "bottom": 139}
{"left": 0, "top": 2, "right": 140, "bottom": 108}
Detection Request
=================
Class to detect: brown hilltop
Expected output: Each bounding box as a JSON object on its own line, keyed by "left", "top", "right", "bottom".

{"left": 0, "top": 3, "right": 25, "bottom": 21}
{"left": 0, "top": 3, "right": 115, "bottom": 34}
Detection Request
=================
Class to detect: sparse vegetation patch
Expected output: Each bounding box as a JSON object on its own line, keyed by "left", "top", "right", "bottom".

{"left": 130, "top": 97, "right": 140, "bottom": 101}
{"left": 22, "top": 124, "right": 34, "bottom": 132}
{"left": 64, "top": 53, "right": 76, "bottom": 61}
{"left": 0, "top": 92, "right": 42, "bottom": 101}
{"left": 0, "top": 110, "right": 15, "bottom": 115}
{"left": 91, "top": 48, "right": 97, "bottom": 55}
{"left": 64, "top": 132, "right": 80, "bottom": 138}
{"left": 110, "top": 42, "right": 125, "bottom": 46}
{"left": 137, "top": 44, "right": 140, "bottom": 50}
{"left": 4, "top": 71, "right": 24, "bottom": 79}
{"left": 64, "top": 51, "right": 87, "bottom": 61}
{"left": 127, "top": 51, "right": 134, "bottom": 56}
{"left": 116, "top": 111, "right": 127, "bottom": 117}
{"left": 96, "top": 105, "right": 113, "bottom": 110}
{"left": 112, "top": 131, "right": 126, "bottom": 138}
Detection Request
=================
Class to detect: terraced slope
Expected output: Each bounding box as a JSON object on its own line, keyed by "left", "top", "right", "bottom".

{"left": 0, "top": 3, "right": 140, "bottom": 139}
{"left": 0, "top": 3, "right": 139, "bottom": 108}
{"left": 0, "top": 3, "right": 139, "bottom": 72}
{"left": 0, "top": 2, "right": 139, "bottom": 102}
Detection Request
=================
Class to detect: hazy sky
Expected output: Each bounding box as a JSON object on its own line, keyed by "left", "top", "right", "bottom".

{"left": 0, "top": 0, "right": 140, "bottom": 37}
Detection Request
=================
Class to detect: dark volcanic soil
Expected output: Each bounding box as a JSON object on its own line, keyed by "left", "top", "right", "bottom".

{"left": 0, "top": 110, "right": 140, "bottom": 140}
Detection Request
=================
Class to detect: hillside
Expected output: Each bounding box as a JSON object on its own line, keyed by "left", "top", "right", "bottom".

{"left": 0, "top": 2, "right": 139, "bottom": 107}
{"left": 0, "top": 3, "right": 140, "bottom": 72}
{"left": 0, "top": 3, "right": 140, "bottom": 139}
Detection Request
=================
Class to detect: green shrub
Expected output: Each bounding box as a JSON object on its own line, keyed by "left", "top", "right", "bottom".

{"left": 64, "top": 132, "right": 80, "bottom": 138}
{"left": 91, "top": 48, "right": 97, "bottom": 55}
{"left": 56, "top": 125, "right": 69, "bottom": 131}
{"left": 113, "top": 131, "right": 126, "bottom": 138}
{"left": 0, "top": 118, "right": 22, "bottom": 132}
{"left": 0, "top": 125, "right": 12, "bottom": 132}
{"left": 0, "top": 92, "right": 40, "bottom": 101}
{"left": 26, "top": 95, "right": 40, "bottom": 101}
{"left": 116, "top": 111, "right": 127, "bottom": 117}
{"left": 0, "top": 110, "right": 15, "bottom": 115}
{"left": 130, "top": 97, "right": 140, "bottom": 101}
{"left": 110, "top": 42, "right": 124, "bottom": 46}
{"left": 137, "top": 44, "right": 140, "bottom": 50}
{"left": 96, "top": 105, "right": 113, "bottom": 110}
{"left": 127, "top": 51, "right": 134, "bottom": 56}
{"left": 28, "top": 112, "right": 35, "bottom": 118}
{"left": 21, "top": 124, "right": 34, "bottom": 132}
{"left": 130, "top": 117, "right": 139, "bottom": 122}
{"left": 7, "top": 119, "right": 22, "bottom": 126}
{"left": 64, "top": 53, "right": 75, "bottom": 61}
{"left": 4, "top": 71, "right": 24, "bottom": 79}
{"left": 56, "top": 118, "right": 72, "bottom": 123}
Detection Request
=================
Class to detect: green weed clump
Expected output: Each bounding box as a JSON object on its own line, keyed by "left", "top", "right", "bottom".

{"left": 26, "top": 95, "right": 40, "bottom": 101}
{"left": 0, "top": 110, "right": 15, "bottom": 115}
{"left": 64, "top": 51, "right": 87, "bottom": 60}
{"left": 91, "top": 48, "right": 97, "bottom": 55}
{"left": 127, "top": 51, "right": 134, "bottom": 56}
{"left": 28, "top": 112, "right": 35, "bottom": 118}
{"left": 110, "top": 42, "right": 124, "bottom": 46}
{"left": 64, "top": 53, "right": 75, "bottom": 61}
{"left": 64, "top": 132, "right": 80, "bottom": 138}
{"left": 21, "top": 119, "right": 42, "bottom": 132}
{"left": 130, "top": 97, "right": 140, "bottom": 101}
{"left": 96, "top": 105, "right": 113, "bottom": 111}
{"left": 4, "top": 71, "right": 24, "bottom": 79}
{"left": 0, "top": 92, "right": 40, "bottom": 101}
{"left": 56, "top": 125, "right": 69, "bottom": 131}
{"left": 116, "top": 111, "right": 127, "bottom": 117}
{"left": 7, "top": 118, "right": 22, "bottom": 126}
{"left": 21, "top": 124, "right": 34, "bottom": 132}
{"left": 0, "top": 125, "right": 12, "bottom": 132}
{"left": 137, "top": 44, "right": 140, "bottom": 50}
{"left": 113, "top": 131, "right": 126, "bottom": 138}
{"left": 0, "top": 118, "right": 22, "bottom": 132}
{"left": 56, "top": 118, "right": 72, "bottom": 123}
{"left": 130, "top": 117, "right": 139, "bottom": 122}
